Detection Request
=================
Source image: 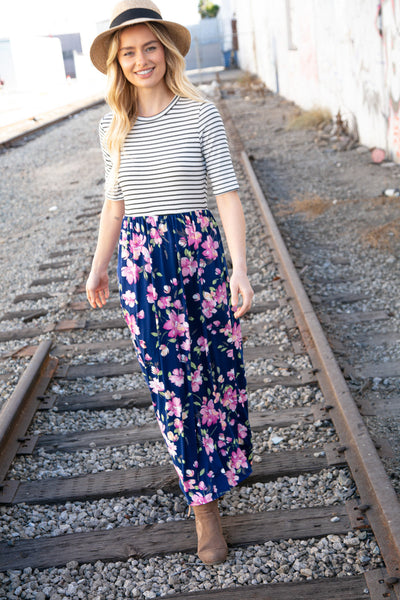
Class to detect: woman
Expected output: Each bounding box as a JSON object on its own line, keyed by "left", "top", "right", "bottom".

{"left": 87, "top": 0, "right": 253, "bottom": 565}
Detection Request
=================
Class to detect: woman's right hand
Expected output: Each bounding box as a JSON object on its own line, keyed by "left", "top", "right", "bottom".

{"left": 86, "top": 269, "right": 110, "bottom": 309}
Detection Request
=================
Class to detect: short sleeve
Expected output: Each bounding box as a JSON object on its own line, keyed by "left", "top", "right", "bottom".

{"left": 198, "top": 102, "right": 239, "bottom": 196}
{"left": 99, "top": 116, "right": 124, "bottom": 202}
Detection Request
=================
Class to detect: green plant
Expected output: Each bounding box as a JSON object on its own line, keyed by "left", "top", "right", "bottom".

{"left": 198, "top": 1, "right": 220, "bottom": 18}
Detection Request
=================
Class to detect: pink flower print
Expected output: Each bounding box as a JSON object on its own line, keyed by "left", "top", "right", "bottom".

{"left": 202, "top": 434, "right": 215, "bottom": 455}
{"left": 121, "top": 259, "right": 140, "bottom": 284}
{"left": 146, "top": 216, "right": 157, "bottom": 227}
{"left": 191, "top": 368, "right": 203, "bottom": 392}
{"left": 173, "top": 299, "right": 183, "bottom": 310}
{"left": 200, "top": 399, "right": 219, "bottom": 426}
{"left": 202, "top": 296, "right": 217, "bottom": 319}
{"left": 221, "top": 322, "right": 232, "bottom": 337}
{"left": 181, "top": 338, "right": 191, "bottom": 352}
{"left": 120, "top": 247, "right": 129, "bottom": 261}
{"left": 174, "top": 418, "right": 184, "bottom": 434}
{"left": 158, "top": 296, "right": 171, "bottom": 309}
{"left": 166, "top": 439, "right": 177, "bottom": 459}
{"left": 143, "top": 249, "right": 152, "bottom": 273}
{"left": 163, "top": 310, "right": 189, "bottom": 338}
{"left": 197, "top": 336, "right": 209, "bottom": 354}
{"left": 227, "top": 369, "right": 235, "bottom": 381}
{"left": 197, "top": 213, "right": 210, "bottom": 228}
{"left": 222, "top": 387, "right": 238, "bottom": 411}
{"left": 201, "top": 235, "right": 219, "bottom": 261}
{"left": 190, "top": 492, "right": 214, "bottom": 506}
{"left": 231, "top": 447, "right": 248, "bottom": 470}
{"left": 166, "top": 395, "right": 182, "bottom": 418}
{"left": 129, "top": 233, "right": 146, "bottom": 260}
{"left": 150, "top": 227, "right": 162, "bottom": 245}
{"left": 181, "top": 255, "right": 198, "bottom": 278}
{"left": 238, "top": 423, "right": 248, "bottom": 439}
{"left": 160, "top": 344, "right": 169, "bottom": 356}
{"left": 215, "top": 283, "right": 227, "bottom": 305}
{"left": 174, "top": 464, "right": 183, "bottom": 480}
{"left": 169, "top": 368, "right": 185, "bottom": 388}
{"left": 183, "top": 479, "right": 196, "bottom": 492}
{"left": 149, "top": 379, "right": 165, "bottom": 394}
{"left": 239, "top": 388, "right": 247, "bottom": 406}
{"left": 121, "top": 290, "right": 136, "bottom": 307}
{"left": 226, "top": 469, "right": 239, "bottom": 486}
{"left": 124, "top": 313, "right": 140, "bottom": 336}
{"left": 219, "top": 410, "right": 227, "bottom": 431}
{"left": 185, "top": 222, "right": 202, "bottom": 249}
{"left": 229, "top": 322, "right": 242, "bottom": 349}
{"left": 146, "top": 284, "right": 158, "bottom": 304}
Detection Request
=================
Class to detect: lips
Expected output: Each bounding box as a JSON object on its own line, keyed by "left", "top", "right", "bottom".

{"left": 135, "top": 68, "right": 155, "bottom": 76}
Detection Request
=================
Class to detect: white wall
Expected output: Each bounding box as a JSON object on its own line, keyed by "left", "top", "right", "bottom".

{"left": 229, "top": 0, "right": 400, "bottom": 161}
{"left": 8, "top": 35, "right": 66, "bottom": 90}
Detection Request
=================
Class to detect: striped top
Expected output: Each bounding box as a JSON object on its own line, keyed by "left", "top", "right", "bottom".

{"left": 99, "top": 95, "right": 238, "bottom": 216}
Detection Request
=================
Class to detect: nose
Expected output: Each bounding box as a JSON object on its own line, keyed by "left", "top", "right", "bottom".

{"left": 135, "top": 50, "right": 147, "bottom": 67}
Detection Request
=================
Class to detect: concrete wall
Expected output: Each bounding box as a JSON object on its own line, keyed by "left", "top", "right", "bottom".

{"left": 5, "top": 36, "right": 66, "bottom": 91}
{"left": 229, "top": 0, "right": 400, "bottom": 161}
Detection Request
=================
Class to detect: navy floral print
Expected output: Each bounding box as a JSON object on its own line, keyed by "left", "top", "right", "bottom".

{"left": 118, "top": 209, "right": 253, "bottom": 505}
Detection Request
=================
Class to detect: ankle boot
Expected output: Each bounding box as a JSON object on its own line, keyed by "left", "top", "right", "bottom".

{"left": 193, "top": 499, "right": 228, "bottom": 565}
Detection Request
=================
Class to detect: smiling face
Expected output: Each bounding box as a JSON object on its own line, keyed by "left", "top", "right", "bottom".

{"left": 117, "top": 24, "right": 167, "bottom": 91}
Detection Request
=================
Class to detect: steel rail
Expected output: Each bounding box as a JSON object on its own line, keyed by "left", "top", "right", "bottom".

{"left": 241, "top": 150, "right": 400, "bottom": 590}
{"left": 0, "top": 98, "right": 105, "bottom": 149}
{"left": 0, "top": 340, "right": 58, "bottom": 488}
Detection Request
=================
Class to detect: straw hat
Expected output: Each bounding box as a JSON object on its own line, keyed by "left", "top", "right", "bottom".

{"left": 90, "top": 0, "right": 191, "bottom": 74}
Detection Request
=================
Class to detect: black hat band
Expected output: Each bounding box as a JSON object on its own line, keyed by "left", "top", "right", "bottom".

{"left": 110, "top": 8, "right": 162, "bottom": 28}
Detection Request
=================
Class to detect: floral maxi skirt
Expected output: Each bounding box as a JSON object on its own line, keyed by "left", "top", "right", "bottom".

{"left": 118, "top": 209, "right": 253, "bottom": 506}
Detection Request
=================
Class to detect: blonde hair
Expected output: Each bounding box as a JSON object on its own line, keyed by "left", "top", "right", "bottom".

{"left": 104, "top": 22, "right": 204, "bottom": 194}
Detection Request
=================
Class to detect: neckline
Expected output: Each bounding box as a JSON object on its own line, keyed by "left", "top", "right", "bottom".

{"left": 136, "top": 95, "right": 180, "bottom": 122}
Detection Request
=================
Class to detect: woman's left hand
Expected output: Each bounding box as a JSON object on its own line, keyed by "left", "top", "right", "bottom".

{"left": 230, "top": 270, "right": 254, "bottom": 319}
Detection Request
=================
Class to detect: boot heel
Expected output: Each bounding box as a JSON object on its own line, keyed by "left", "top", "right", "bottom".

{"left": 193, "top": 499, "right": 228, "bottom": 565}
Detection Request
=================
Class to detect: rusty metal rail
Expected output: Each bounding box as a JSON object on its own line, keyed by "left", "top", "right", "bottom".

{"left": 0, "top": 340, "right": 58, "bottom": 501}
{"left": 241, "top": 150, "right": 400, "bottom": 592}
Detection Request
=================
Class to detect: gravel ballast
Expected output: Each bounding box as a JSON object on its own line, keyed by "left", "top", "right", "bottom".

{"left": 0, "top": 76, "right": 392, "bottom": 596}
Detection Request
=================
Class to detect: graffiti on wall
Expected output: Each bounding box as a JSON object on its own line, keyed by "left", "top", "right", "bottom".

{"left": 380, "top": 0, "right": 400, "bottom": 160}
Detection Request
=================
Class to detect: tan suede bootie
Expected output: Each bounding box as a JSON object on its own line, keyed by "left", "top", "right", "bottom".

{"left": 193, "top": 500, "right": 228, "bottom": 565}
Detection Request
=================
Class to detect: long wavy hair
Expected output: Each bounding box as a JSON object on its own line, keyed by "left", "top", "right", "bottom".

{"left": 104, "top": 22, "right": 204, "bottom": 194}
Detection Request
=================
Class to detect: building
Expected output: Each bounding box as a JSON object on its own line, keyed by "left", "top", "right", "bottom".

{"left": 227, "top": 0, "right": 400, "bottom": 162}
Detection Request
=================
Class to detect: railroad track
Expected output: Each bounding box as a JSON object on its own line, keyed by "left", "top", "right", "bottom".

{"left": 0, "top": 97, "right": 400, "bottom": 599}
